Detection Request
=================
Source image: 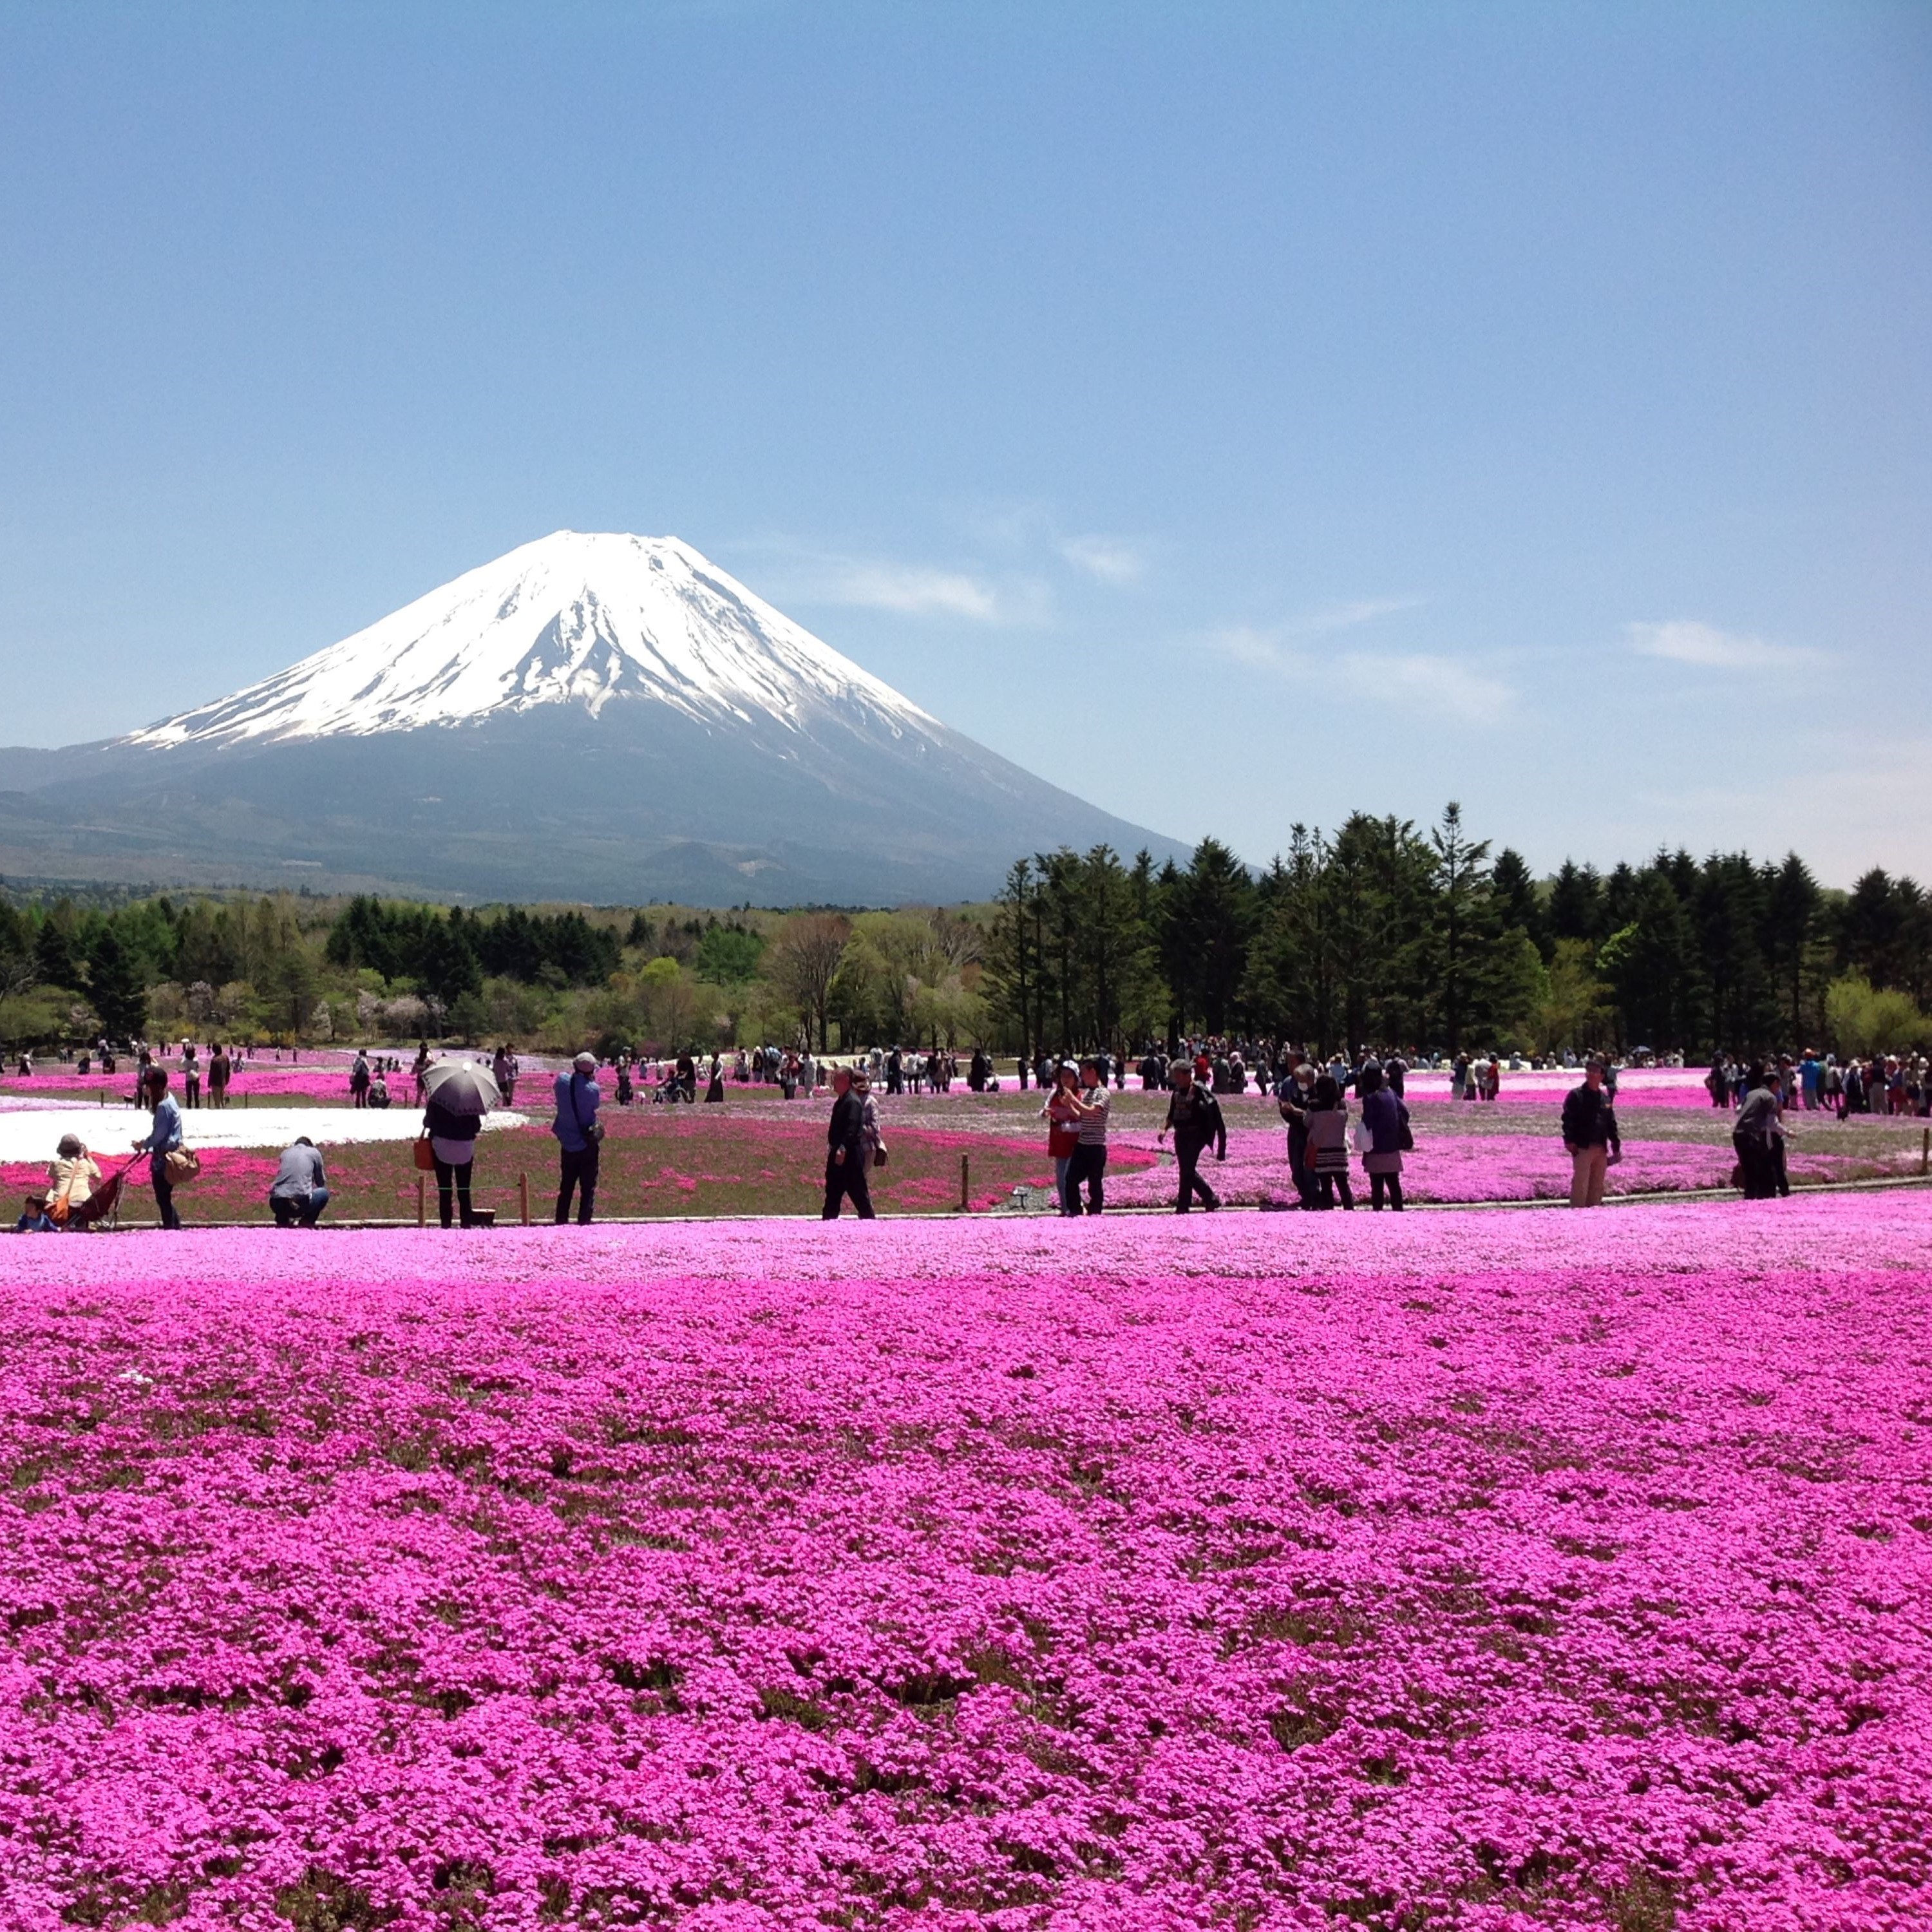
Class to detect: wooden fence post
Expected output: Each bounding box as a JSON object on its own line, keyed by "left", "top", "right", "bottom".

{"left": 1922, "top": 1128, "right": 1929, "bottom": 1177}
{"left": 415, "top": 1173, "right": 426, "bottom": 1228}
{"left": 960, "top": 1153, "right": 969, "bottom": 1212}
{"left": 518, "top": 1172, "right": 530, "bottom": 1226}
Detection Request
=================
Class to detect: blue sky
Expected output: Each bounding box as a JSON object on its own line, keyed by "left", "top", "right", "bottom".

{"left": 2, "top": 1, "right": 1927, "bottom": 884}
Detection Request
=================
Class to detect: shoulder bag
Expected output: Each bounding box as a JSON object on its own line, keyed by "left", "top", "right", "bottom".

{"left": 571, "top": 1077, "right": 605, "bottom": 1147}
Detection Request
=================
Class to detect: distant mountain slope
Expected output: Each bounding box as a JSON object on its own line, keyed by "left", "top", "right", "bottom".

{"left": 0, "top": 532, "right": 1185, "bottom": 903}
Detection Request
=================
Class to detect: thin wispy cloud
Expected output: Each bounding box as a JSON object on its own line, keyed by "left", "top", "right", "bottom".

{"left": 1059, "top": 535, "right": 1146, "bottom": 584}
{"left": 1290, "top": 595, "right": 1426, "bottom": 636}
{"left": 1336, "top": 651, "right": 1513, "bottom": 721}
{"left": 1626, "top": 619, "right": 1826, "bottom": 671}
{"left": 822, "top": 561, "right": 1005, "bottom": 620}
{"left": 728, "top": 538, "right": 1043, "bottom": 624}
{"left": 1205, "top": 623, "right": 1511, "bottom": 721}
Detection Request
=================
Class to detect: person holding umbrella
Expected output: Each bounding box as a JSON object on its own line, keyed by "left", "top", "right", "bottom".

{"left": 421, "top": 1058, "right": 497, "bottom": 1229}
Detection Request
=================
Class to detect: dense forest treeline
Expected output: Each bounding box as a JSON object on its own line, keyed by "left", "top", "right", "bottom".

{"left": 986, "top": 810, "right": 1930, "bottom": 1061}
{"left": 0, "top": 802, "right": 1927, "bottom": 1059}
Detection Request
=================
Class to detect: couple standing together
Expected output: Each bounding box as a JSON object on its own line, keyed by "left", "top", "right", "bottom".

{"left": 1045, "top": 1058, "right": 1112, "bottom": 1215}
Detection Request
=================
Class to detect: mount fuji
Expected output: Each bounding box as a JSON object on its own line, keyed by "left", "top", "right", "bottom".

{"left": 0, "top": 533, "right": 1182, "bottom": 904}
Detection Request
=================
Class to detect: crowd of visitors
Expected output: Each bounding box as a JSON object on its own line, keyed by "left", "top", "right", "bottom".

{"left": 10, "top": 1029, "right": 1921, "bottom": 1232}
{"left": 1707, "top": 1051, "right": 1930, "bottom": 1119}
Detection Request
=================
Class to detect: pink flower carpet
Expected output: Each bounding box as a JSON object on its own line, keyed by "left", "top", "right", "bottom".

{"left": 3, "top": 1200, "right": 1928, "bottom": 1929}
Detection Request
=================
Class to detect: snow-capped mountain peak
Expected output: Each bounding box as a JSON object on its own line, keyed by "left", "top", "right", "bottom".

{"left": 125, "top": 531, "right": 940, "bottom": 748}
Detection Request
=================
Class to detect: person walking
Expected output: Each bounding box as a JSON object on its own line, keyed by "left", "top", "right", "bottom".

{"left": 1305, "top": 1073, "right": 1355, "bottom": 1209}
{"left": 552, "top": 1051, "right": 603, "bottom": 1225}
{"left": 822, "top": 1066, "right": 876, "bottom": 1218}
{"left": 423, "top": 1087, "right": 480, "bottom": 1229}
{"left": 1358, "top": 1064, "right": 1409, "bottom": 1210}
{"left": 1561, "top": 1056, "right": 1622, "bottom": 1208}
{"left": 208, "top": 1042, "right": 231, "bottom": 1109}
{"left": 1158, "top": 1061, "right": 1226, "bottom": 1213}
{"left": 1064, "top": 1056, "right": 1112, "bottom": 1214}
{"left": 269, "top": 1137, "right": 331, "bottom": 1228}
{"left": 350, "top": 1049, "right": 371, "bottom": 1109}
{"left": 182, "top": 1042, "right": 202, "bottom": 1110}
{"left": 132, "top": 1067, "right": 185, "bottom": 1229}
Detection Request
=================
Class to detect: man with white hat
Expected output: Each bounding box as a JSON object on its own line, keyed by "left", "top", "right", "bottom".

{"left": 553, "top": 1051, "right": 605, "bottom": 1225}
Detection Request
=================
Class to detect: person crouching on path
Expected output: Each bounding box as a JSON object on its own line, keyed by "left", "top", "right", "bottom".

{"left": 1561, "top": 1055, "right": 1622, "bottom": 1208}
{"left": 553, "top": 1051, "right": 603, "bottom": 1225}
{"left": 132, "top": 1066, "right": 184, "bottom": 1229}
{"left": 822, "top": 1066, "right": 876, "bottom": 1219}
{"left": 269, "top": 1137, "right": 331, "bottom": 1227}
{"left": 1157, "top": 1061, "right": 1226, "bottom": 1213}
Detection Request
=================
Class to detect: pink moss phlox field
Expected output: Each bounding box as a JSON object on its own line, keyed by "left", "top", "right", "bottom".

{"left": 1, "top": 1146, "right": 282, "bottom": 1200}
{"left": 3, "top": 1204, "right": 1930, "bottom": 1930}
{"left": 1104, "top": 1128, "right": 1920, "bottom": 1207}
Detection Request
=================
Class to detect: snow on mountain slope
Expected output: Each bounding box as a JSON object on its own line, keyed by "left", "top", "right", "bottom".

{"left": 126, "top": 532, "right": 942, "bottom": 749}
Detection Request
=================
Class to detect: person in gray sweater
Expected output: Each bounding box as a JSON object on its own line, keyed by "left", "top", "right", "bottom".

{"left": 269, "top": 1137, "right": 331, "bottom": 1228}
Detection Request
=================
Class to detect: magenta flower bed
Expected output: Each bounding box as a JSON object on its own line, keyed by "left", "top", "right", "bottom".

{"left": 1, "top": 1204, "right": 1929, "bottom": 1929}
{"left": 1104, "top": 1127, "right": 1918, "bottom": 1206}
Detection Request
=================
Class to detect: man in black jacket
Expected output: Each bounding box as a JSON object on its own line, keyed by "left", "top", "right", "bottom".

{"left": 1159, "top": 1062, "right": 1227, "bottom": 1212}
{"left": 1560, "top": 1057, "right": 1622, "bottom": 1208}
{"left": 822, "top": 1066, "right": 876, "bottom": 1219}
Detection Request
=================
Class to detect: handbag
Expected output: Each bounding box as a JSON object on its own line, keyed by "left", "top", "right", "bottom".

{"left": 1047, "top": 1122, "right": 1079, "bottom": 1159}
{"left": 162, "top": 1146, "right": 201, "bottom": 1186}
{"left": 413, "top": 1133, "right": 437, "bottom": 1172}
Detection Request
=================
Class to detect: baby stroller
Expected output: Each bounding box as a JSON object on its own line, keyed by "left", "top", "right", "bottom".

{"left": 66, "top": 1151, "right": 151, "bottom": 1231}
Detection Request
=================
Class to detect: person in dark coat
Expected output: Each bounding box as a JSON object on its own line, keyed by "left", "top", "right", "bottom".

{"left": 1358, "top": 1064, "right": 1410, "bottom": 1211}
{"left": 1732, "top": 1067, "right": 1785, "bottom": 1200}
{"left": 1158, "top": 1062, "right": 1226, "bottom": 1213}
{"left": 1560, "top": 1057, "right": 1622, "bottom": 1208}
{"left": 822, "top": 1066, "right": 876, "bottom": 1219}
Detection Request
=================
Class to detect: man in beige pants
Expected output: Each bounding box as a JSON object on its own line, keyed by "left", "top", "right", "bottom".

{"left": 1561, "top": 1057, "right": 1621, "bottom": 1207}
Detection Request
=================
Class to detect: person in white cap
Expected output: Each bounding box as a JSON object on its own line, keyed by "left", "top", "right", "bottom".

{"left": 553, "top": 1051, "right": 604, "bottom": 1224}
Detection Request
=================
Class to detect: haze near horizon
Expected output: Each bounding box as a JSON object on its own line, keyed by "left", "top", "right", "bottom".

{"left": 1, "top": 1, "right": 1927, "bottom": 887}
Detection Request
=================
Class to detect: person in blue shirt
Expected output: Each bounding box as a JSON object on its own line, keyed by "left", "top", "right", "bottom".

{"left": 15, "top": 1192, "right": 58, "bottom": 1233}
{"left": 1799, "top": 1052, "right": 1823, "bottom": 1111}
{"left": 132, "top": 1066, "right": 185, "bottom": 1229}
{"left": 552, "top": 1052, "right": 603, "bottom": 1225}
